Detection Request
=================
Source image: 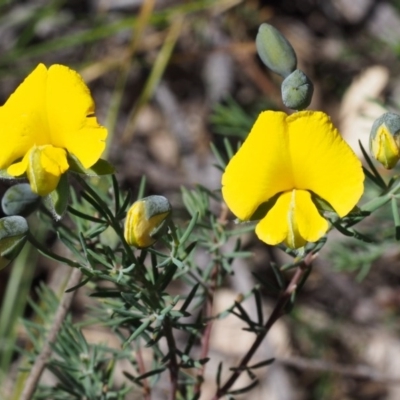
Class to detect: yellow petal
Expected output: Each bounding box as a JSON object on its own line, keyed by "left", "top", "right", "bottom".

{"left": 8, "top": 145, "right": 69, "bottom": 196}
{"left": 0, "top": 64, "right": 49, "bottom": 169}
{"left": 7, "top": 156, "right": 29, "bottom": 177}
{"left": 46, "top": 65, "right": 107, "bottom": 168}
{"left": 256, "top": 189, "right": 329, "bottom": 248}
{"left": 287, "top": 111, "right": 364, "bottom": 217}
{"left": 222, "top": 111, "right": 294, "bottom": 220}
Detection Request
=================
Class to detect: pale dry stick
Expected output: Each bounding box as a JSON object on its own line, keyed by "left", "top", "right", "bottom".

{"left": 20, "top": 268, "right": 83, "bottom": 400}
{"left": 212, "top": 252, "right": 315, "bottom": 399}
{"left": 278, "top": 356, "right": 400, "bottom": 384}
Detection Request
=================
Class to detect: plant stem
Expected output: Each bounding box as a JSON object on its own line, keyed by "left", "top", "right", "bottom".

{"left": 212, "top": 253, "right": 314, "bottom": 399}
{"left": 19, "top": 268, "right": 82, "bottom": 400}
{"left": 136, "top": 341, "right": 151, "bottom": 400}
{"left": 164, "top": 317, "right": 179, "bottom": 400}
{"left": 194, "top": 263, "right": 219, "bottom": 395}
{"left": 27, "top": 232, "right": 82, "bottom": 269}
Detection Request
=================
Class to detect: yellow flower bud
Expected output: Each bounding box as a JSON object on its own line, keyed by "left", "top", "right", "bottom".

{"left": 124, "top": 195, "right": 171, "bottom": 248}
{"left": 369, "top": 112, "right": 400, "bottom": 169}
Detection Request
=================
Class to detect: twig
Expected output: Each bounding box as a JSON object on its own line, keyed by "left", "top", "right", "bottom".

{"left": 194, "top": 204, "right": 229, "bottom": 394}
{"left": 136, "top": 342, "right": 151, "bottom": 400}
{"left": 212, "top": 253, "right": 314, "bottom": 399}
{"left": 20, "top": 268, "right": 83, "bottom": 400}
{"left": 163, "top": 317, "right": 179, "bottom": 400}
{"left": 278, "top": 356, "right": 400, "bottom": 384}
{"left": 194, "top": 263, "right": 219, "bottom": 395}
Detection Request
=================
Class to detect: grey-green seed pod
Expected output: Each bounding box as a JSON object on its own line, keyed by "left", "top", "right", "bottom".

{"left": 256, "top": 23, "right": 297, "bottom": 78}
{"left": 2, "top": 183, "right": 41, "bottom": 216}
{"left": 281, "top": 69, "right": 314, "bottom": 110}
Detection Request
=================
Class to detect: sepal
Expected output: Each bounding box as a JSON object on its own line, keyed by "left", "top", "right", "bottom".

{"left": 68, "top": 154, "right": 115, "bottom": 176}
{"left": 43, "top": 174, "right": 70, "bottom": 221}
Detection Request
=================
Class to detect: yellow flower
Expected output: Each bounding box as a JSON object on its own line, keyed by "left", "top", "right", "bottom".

{"left": 0, "top": 63, "right": 107, "bottom": 196}
{"left": 222, "top": 111, "right": 364, "bottom": 249}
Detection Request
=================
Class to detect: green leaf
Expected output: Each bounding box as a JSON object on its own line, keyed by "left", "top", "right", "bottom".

{"left": 68, "top": 155, "right": 115, "bottom": 176}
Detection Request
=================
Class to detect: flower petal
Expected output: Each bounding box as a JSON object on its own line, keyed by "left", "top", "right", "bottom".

{"left": 0, "top": 64, "right": 49, "bottom": 169}
{"left": 256, "top": 189, "right": 329, "bottom": 248}
{"left": 222, "top": 111, "right": 294, "bottom": 220}
{"left": 46, "top": 65, "right": 107, "bottom": 168}
{"left": 8, "top": 145, "right": 69, "bottom": 196}
{"left": 288, "top": 111, "right": 364, "bottom": 217}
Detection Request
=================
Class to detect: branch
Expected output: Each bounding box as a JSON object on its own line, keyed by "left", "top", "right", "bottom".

{"left": 212, "top": 253, "right": 314, "bottom": 399}
{"left": 136, "top": 342, "right": 152, "bottom": 400}
{"left": 194, "top": 263, "right": 218, "bottom": 395}
{"left": 278, "top": 356, "right": 400, "bottom": 384}
{"left": 164, "top": 317, "right": 179, "bottom": 400}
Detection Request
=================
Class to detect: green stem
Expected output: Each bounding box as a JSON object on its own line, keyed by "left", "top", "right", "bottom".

{"left": 27, "top": 232, "right": 82, "bottom": 269}
{"left": 361, "top": 180, "right": 400, "bottom": 213}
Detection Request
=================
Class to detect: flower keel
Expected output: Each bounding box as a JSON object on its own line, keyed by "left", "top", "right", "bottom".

{"left": 256, "top": 190, "right": 329, "bottom": 248}
{"left": 8, "top": 145, "right": 69, "bottom": 196}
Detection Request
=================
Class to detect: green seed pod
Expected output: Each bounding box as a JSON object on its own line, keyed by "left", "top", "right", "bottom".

{"left": 281, "top": 69, "right": 314, "bottom": 110}
{"left": 369, "top": 112, "right": 400, "bottom": 169}
{"left": 2, "top": 183, "right": 41, "bottom": 216}
{"left": 0, "top": 216, "right": 29, "bottom": 270}
{"left": 124, "top": 195, "right": 172, "bottom": 248}
{"left": 256, "top": 23, "right": 297, "bottom": 78}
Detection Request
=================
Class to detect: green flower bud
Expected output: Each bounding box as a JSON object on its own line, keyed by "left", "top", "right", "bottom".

{"left": 2, "top": 183, "right": 41, "bottom": 216}
{"left": 124, "top": 195, "right": 171, "bottom": 248}
{"left": 281, "top": 69, "right": 313, "bottom": 110}
{"left": 369, "top": 112, "right": 400, "bottom": 169}
{"left": 256, "top": 23, "right": 297, "bottom": 78}
{"left": 0, "top": 216, "right": 29, "bottom": 270}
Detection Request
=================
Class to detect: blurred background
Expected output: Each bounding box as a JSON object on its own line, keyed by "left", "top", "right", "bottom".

{"left": 2, "top": 0, "right": 400, "bottom": 399}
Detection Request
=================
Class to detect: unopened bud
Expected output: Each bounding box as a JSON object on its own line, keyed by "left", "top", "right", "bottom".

{"left": 256, "top": 23, "right": 297, "bottom": 78}
{"left": 2, "top": 183, "right": 41, "bottom": 216}
{"left": 124, "top": 195, "right": 171, "bottom": 248}
{"left": 281, "top": 69, "right": 313, "bottom": 110}
{"left": 369, "top": 112, "right": 400, "bottom": 169}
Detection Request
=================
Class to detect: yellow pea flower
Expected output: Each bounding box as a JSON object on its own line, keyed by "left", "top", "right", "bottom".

{"left": 222, "top": 111, "right": 364, "bottom": 249}
{"left": 0, "top": 63, "right": 107, "bottom": 196}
